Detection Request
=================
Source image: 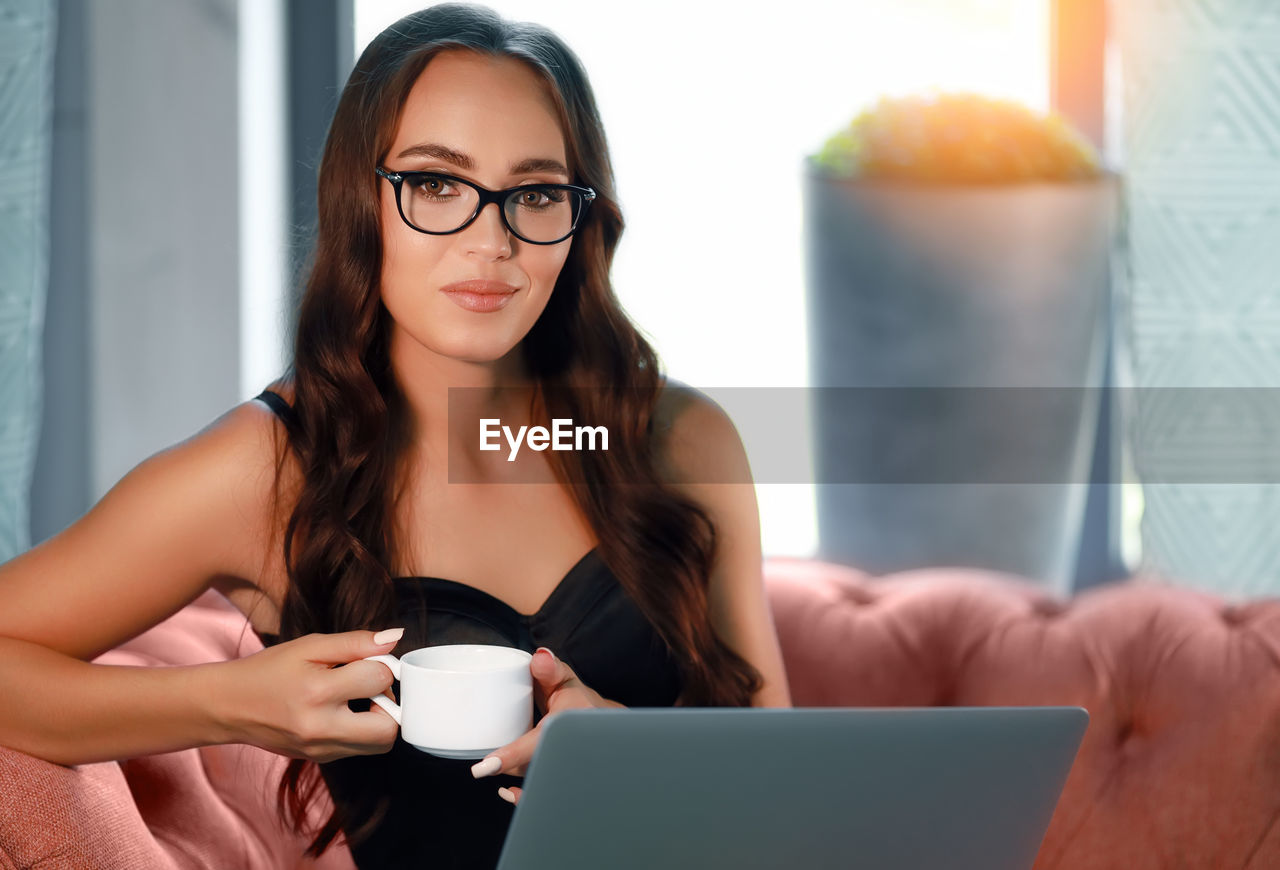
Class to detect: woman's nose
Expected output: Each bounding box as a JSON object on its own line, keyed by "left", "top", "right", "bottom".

{"left": 463, "top": 201, "right": 513, "bottom": 257}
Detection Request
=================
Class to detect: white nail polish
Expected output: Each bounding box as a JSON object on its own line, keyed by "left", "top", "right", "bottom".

{"left": 471, "top": 755, "right": 502, "bottom": 778}
{"left": 498, "top": 787, "right": 516, "bottom": 804}
{"left": 373, "top": 627, "right": 404, "bottom": 645}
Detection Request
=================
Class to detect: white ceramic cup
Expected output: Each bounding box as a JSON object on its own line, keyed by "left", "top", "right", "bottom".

{"left": 362, "top": 644, "right": 534, "bottom": 760}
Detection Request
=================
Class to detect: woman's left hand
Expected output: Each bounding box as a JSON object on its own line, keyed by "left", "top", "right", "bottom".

{"left": 469, "top": 646, "right": 623, "bottom": 805}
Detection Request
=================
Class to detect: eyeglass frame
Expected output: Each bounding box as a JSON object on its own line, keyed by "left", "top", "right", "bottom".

{"left": 374, "top": 166, "right": 597, "bottom": 245}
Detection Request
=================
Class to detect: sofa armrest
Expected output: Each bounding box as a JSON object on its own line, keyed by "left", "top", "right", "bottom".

{"left": 0, "top": 589, "right": 356, "bottom": 870}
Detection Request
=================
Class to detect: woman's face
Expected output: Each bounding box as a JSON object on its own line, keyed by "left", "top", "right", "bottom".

{"left": 378, "top": 50, "right": 573, "bottom": 369}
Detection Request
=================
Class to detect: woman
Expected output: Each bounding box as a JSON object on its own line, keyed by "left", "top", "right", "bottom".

{"left": 0, "top": 3, "right": 790, "bottom": 868}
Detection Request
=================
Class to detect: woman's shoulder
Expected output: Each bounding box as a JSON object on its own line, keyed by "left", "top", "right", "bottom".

{"left": 245, "top": 378, "right": 302, "bottom": 439}
{"left": 177, "top": 381, "right": 304, "bottom": 584}
{"left": 652, "top": 377, "right": 749, "bottom": 487}
{"left": 239, "top": 377, "right": 304, "bottom": 496}
{"left": 180, "top": 378, "right": 296, "bottom": 467}
{"left": 205, "top": 378, "right": 298, "bottom": 461}
{"left": 256, "top": 377, "right": 297, "bottom": 409}
{"left": 654, "top": 376, "right": 733, "bottom": 437}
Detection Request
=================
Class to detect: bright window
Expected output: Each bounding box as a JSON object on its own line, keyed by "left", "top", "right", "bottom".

{"left": 354, "top": 1, "right": 1050, "bottom": 558}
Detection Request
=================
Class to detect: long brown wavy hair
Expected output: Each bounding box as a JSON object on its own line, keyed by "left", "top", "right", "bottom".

{"left": 264, "top": 2, "right": 763, "bottom": 858}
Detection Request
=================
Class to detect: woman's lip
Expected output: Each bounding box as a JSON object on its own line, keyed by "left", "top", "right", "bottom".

{"left": 441, "top": 288, "right": 517, "bottom": 312}
{"left": 440, "top": 279, "right": 519, "bottom": 294}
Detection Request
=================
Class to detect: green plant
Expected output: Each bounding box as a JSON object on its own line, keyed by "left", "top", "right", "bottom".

{"left": 814, "top": 91, "right": 1102, "bottom": 182}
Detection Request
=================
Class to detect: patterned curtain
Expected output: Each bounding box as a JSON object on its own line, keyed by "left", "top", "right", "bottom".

{"left": 0, "top": 0, "right": 56, "bottom": 560}
{"left": 1114, "top": 0, "right": 1280, "bottom": 596}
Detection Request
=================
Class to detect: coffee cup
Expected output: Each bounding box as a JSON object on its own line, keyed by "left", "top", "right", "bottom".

{"left": 362, "top": 644, "right": 533, "bottom": 760}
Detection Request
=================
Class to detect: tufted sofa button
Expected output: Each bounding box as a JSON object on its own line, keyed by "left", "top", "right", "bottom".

{"left": 841, "top": 586, "right": 876, "bottom": 606}
{"left": 1032, "top": 599, "right": 1066, "bottom": 618}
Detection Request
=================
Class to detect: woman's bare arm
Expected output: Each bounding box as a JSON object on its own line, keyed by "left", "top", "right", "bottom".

{"left": 0, "top": 402, "right": 278, "bottom": 765}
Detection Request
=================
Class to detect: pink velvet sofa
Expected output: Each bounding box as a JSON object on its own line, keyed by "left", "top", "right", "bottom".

{"left": 3, "top": 558, "right": 1279, "bottom": 868}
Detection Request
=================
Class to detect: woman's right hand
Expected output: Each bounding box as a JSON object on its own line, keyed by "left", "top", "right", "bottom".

{"left": 212, "top": 629, "right": 404, "bottom": 763}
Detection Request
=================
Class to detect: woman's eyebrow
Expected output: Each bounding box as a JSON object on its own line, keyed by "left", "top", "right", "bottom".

{"left": 395, "top": 142, "right": 570, "bottom": 178}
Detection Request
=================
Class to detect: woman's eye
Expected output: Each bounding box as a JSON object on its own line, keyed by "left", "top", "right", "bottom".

{"left": 519, "top": 187, "right": 563, "bottom": 207}
{"left": 412, "top": 175, "right": 453, "bottom": 196}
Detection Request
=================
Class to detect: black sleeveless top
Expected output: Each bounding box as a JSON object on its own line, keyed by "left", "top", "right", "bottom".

{"left": 251, "top": 389, "right": 683, "bottom": 869}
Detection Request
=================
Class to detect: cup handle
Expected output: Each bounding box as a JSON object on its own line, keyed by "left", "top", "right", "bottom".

{"left": 362, "top": 654, "right": 402, "bottom": 726}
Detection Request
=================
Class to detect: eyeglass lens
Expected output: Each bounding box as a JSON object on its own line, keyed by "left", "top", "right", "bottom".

{"left": 401, "top": 174, "right": 582, "bottom": 242}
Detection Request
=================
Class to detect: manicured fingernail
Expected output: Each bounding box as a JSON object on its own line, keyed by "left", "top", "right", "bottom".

{"left": 471, "top": 755, "right": 502, "bottom": 778}
{"left": 373, "top": 628, "right": 404, "bottom": 645}
{"left": 498, "top": 787, "right": 516, "bottom": 804}
{"left": 536, "top": 647, "right": 555, "bottom": 661}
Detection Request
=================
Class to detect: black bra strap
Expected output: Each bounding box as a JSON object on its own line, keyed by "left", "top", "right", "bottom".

{"left": 254, "top": 389, "right": 299, "bottom": 430}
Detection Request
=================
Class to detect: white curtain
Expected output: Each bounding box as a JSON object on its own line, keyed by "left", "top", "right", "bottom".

{"left": 1114, "top": 0, "right": 1280, "bottom": 596}
{"left": 0, "top": 0, "right": 56, "bottom": 561}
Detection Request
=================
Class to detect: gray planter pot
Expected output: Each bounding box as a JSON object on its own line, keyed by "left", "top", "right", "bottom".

{"left": 803, "top": 160, "right": 1119, "bottom": 591}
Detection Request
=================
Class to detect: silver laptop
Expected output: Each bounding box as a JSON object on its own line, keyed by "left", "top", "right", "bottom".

{"left": 497, "top": 706, "right": 1088, "bottom": 870}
